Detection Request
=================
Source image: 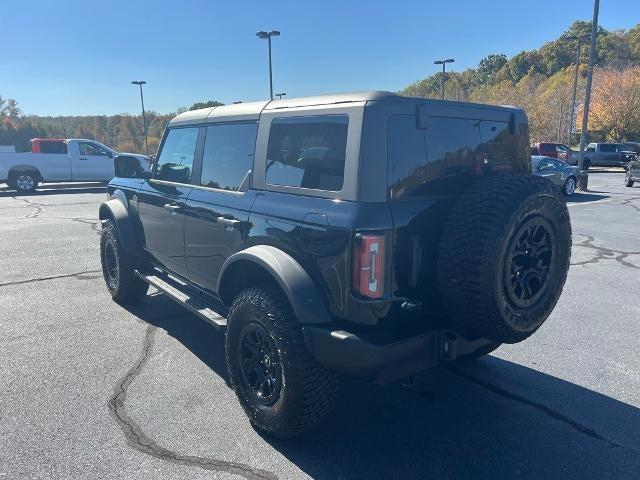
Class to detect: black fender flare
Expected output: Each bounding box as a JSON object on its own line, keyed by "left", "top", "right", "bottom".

{"left": 217, "top": 245, "right": 333, "bottom": 325}
{"left": 98, "top": 199, "right": 140, "bottom": 256}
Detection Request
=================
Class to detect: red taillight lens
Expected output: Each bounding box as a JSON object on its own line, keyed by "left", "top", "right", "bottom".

{"left": 353, "top": 234, "right": 385, "bottom": 299}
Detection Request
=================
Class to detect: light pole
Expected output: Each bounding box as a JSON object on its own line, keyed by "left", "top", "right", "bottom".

{"left": 256, "top": 30, "right": 280, "bottom": 100}
{"left": 131, "top": 80, "right": 149, "bottom": 156}
{"left": 434, "top": 58, "right": 455, "bottom": 100}
{"left": 567, "top": 34, "right": 589, "bottom": 144}
{"left": 577, "top": 0, "right": 600, "bottom": 191}
{"left": 275, "top": 92, "right": 286, "bottom": 99}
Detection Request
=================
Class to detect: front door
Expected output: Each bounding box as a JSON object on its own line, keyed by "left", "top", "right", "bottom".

{"left": 184, "top": 122, "right": 258, "bottom": 292}
{"left": 73, "top": 141, "right": 115, "bottom": 181}
{"left": 137, "top": 126, "right": 200, "bottom": 277}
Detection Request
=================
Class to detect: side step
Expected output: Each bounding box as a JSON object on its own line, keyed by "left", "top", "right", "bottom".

{"left": 136, "top": 271, "right": 227, "bottom": 330}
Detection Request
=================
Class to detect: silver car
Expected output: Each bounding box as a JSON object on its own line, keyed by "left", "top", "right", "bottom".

{"left": 531, "top": 155, "right": 581, "bottom": 196}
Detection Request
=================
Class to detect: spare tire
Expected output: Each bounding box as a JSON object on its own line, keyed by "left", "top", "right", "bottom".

{"left": 437, "top": 174, "right": 571, "bottom": 343}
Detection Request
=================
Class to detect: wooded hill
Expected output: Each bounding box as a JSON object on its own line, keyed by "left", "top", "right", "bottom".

{"left": 401, "top": 21, "right": 640, "bottom": 143}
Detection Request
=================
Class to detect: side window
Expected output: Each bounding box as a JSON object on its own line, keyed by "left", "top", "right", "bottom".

{"left": 266, "top": 115, "right": 348, "bottom": 191}
{"left": 79, "top": 142, "right": 104, "bottom": 156}
{"left": 587, "top": 145, "right": 596, "bottom": 152}
{"left": 388, "top": 115, "right": 428, "bottom": 199}
{"left": 200, "top": 123, "right": 257, "bottom": 192}
{"left": 41, "top": 142, "right": 68, "bottom": 154}
{"left": 600, "top": 144, "right": 615, "bottom": 153}
{"left": 154, "top": 127, "right": 199, "bottom": 184}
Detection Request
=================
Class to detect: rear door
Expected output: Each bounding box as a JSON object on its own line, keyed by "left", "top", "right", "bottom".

{"left": 137, "top": 126, "right": 201, "bottom": 277}
{"left": 184, "top": 122, "right": 258, "bottom": 292}
{"left": 72, "top": 141, "right": 115, "bottom": 181}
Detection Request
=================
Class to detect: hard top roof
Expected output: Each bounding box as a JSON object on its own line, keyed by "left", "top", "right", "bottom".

{"left": 168, "top": 90, "right": 523, "bottom": 126}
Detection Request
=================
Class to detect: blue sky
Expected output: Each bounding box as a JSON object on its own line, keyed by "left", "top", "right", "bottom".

{"left": 1, "top": 0, "right": 637, "bottom": 116}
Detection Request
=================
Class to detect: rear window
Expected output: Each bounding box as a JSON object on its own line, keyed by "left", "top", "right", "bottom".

{"left": 388, "top": 114, "right": 526, "bottom": 200}
{"left": 40, "top": 142, "right": 68, "bottom": 154}
{"left": 265, "top": 115, "right": 348, "bottom": 191}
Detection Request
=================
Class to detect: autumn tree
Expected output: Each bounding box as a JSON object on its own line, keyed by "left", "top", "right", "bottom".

{"left": 584, "top": 66, "right": 640, "bottom": 141}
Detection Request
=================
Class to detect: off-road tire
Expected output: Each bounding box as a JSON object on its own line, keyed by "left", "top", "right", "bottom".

{"left": 100, "top": 219, "right": 149, "bottom": 303}
{"left": 582, "top": 159, "right": 591, "bottom": 170}
{"left": 625, "top": 170, "right": 634, "bottom": 187}
{"left": 225, "top": 285, "right": 338, "bottom": 439}
{"left": 437, "top": 174, "right": 571, "bottom": 344}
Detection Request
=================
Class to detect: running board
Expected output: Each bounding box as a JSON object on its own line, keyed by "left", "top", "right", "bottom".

{"left": 136, "top": 271, "right": 227, "bottom": 330}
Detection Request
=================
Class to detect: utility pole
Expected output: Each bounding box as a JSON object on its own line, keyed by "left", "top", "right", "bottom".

{"left": 568, "top": 35, "right": 589, "bottom": 144}
{"left": 434, "top": 58, "right": 455, "bottom": 100}
{"left": 256, "top": 30, "right": 280, "bottom": 100}
{"left": 131, "top": 81, "right": 149, "bottom": 156}
{"left": 577, "top": 0, "right": 599, "bottom": 191}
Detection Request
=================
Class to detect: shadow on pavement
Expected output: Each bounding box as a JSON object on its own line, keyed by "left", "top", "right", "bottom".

{"left": 0, "top": 183, "right": 105, "bottom": 197}
{"left": 566, "top": 192, "right": 610, "bottom": 203}
{"left": 126, "top": 293, "right": 640, "bottom": 479}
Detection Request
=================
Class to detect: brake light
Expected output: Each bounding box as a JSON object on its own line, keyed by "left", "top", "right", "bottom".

{"left": 353, "top": 234, "right": 385, "bottom": 299}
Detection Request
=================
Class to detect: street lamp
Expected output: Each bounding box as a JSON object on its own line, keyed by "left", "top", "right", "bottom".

{"left": 275, "top": 92, "right": 286, "bottom": 99}
{"left": 256, "top": 30, "right": 280, "bottom": 100}
{"left": 434, "top": 58, "right": 455, "bottom": 100}
{"left": 131, "top": 80, "right": 149, "bottom": 156}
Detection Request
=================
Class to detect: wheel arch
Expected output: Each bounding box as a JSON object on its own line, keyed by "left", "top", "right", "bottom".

{"left": 99, "top": 199, "right": 141, "bottom": 256}
{"left": 8, "top": 165, "right": 43, "bottom": 182}
{"left": 218, "top": 245, "right": 334, "bottom": 325}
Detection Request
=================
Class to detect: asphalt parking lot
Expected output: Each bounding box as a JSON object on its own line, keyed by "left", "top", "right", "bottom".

{"left": 1, "top": 174, "right": 639, "bottom": 480}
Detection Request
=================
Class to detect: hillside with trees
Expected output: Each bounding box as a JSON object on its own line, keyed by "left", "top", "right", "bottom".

{"left": 401, "top": 21, "right": 640, "bottom": 143}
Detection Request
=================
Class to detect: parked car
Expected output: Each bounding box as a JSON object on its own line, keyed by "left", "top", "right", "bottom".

{"left": 0, "top": 138, "right": 151, "bottom": 193}
{"left": 99, "top": 91, "right": 571, "bottom": 438}
{"left": 531, "top": 142, "right": 578, "bottom": 164}
{"left": 584, "top": 142, "right": 636, "bottom": 169}
{"left": 531, "top": 155, "right": 580, "bottom": 196}
{"left": 625, "top": 152, "right": 640, "bottom": 187}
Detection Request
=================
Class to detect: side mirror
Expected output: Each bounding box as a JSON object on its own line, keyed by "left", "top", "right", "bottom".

{"left": 114, "top": 155, "right": 146, "bottom": 178}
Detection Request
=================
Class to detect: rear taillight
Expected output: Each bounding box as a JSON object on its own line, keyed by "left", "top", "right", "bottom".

{"left": 353, "top": 233, "right": 385, "bottom": 299}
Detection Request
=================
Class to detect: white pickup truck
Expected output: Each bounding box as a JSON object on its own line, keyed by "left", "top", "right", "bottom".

{"left": 0, "top": 138, "right": 151, "bottom": 193}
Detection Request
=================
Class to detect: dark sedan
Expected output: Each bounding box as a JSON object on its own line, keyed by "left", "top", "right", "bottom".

{"left": 532, "top": 155, "right": 581, "bottom": 196}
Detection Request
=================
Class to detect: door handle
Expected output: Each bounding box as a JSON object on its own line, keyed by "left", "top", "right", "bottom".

{"left": 163, "top": 203, "right": 182, "bottom": 214}
{"left": 216, "top": 216, "right": 241, "bottom": 227}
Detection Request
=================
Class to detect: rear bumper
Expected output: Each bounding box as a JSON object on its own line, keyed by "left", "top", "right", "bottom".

{"left": 303, "top": 325, "right": 492, "bottom": 385}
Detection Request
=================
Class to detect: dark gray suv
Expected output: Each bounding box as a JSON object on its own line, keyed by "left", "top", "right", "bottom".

{"left": 99, "top": 91, "right": 571, "bottom": 438}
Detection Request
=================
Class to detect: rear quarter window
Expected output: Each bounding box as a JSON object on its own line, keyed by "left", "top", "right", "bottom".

{"left": 265, "top": 115, "right": 348, "bottom": 192}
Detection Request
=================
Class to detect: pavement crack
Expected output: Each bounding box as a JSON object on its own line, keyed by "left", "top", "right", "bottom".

{"left": 108, "top": 325, "right": 277, "bottom": 480}
{"left": 71, "top": 217, "right": 102, "bottom": 235}
{"left": 571, "top": 234, "right": 640, "bottom": 269}
{"left": 0, "top": 269, "right": 102, "bottom": 287}
{"left": 447, "top": 366, "right": 622, "bottom": 449}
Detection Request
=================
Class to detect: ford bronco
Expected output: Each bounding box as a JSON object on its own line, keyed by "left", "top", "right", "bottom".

{"left": 99, "top": 91, "right": 571, "bottom": 438}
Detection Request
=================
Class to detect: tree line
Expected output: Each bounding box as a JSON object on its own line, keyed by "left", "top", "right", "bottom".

{"left": 401, "top": 21, "right": 640, "bottom": 144}
{"left": 0, "top": 100, "right": 222, "bottom": 154}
